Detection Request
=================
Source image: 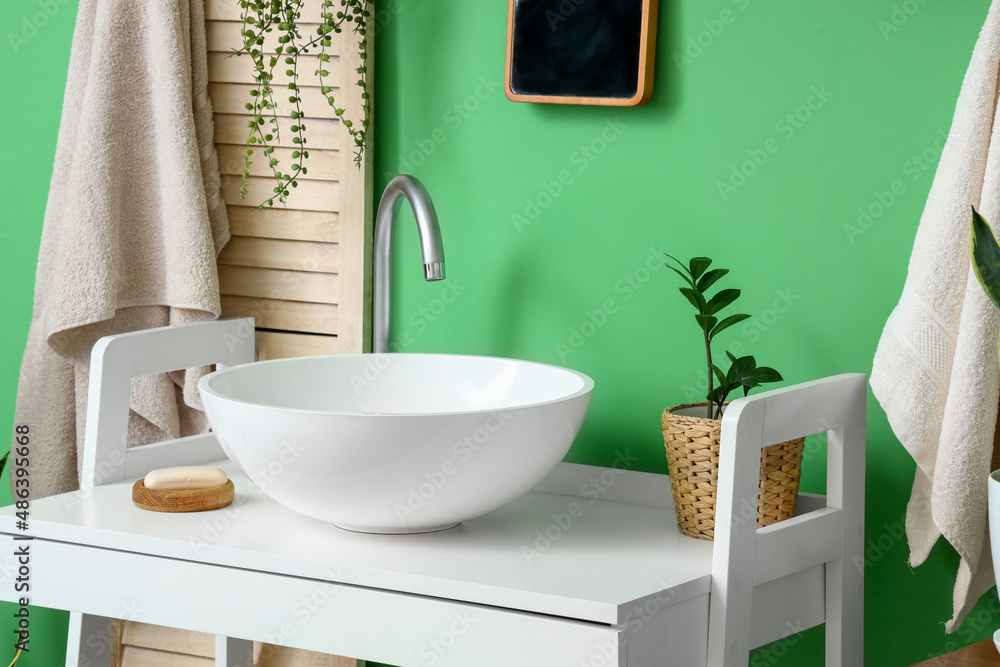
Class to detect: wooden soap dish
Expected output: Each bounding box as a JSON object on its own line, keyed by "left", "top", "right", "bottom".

{"left": 132, "top": 479, "right": 235, "bottom": 513}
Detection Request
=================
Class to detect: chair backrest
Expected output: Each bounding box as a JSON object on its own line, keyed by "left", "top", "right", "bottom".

{"left": 80, "top": 318, "right": 255, "bottom": 489}
{"left": 707, "top": 373, "right": 867, "bottom": 667}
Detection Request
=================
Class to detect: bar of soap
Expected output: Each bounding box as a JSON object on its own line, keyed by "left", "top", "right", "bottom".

{"left": 143, "top": 466, "right": 228, "bottom": 490}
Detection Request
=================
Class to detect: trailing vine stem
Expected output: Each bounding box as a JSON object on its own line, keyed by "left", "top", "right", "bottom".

{"left": 232, "top": 0, "right": 371, "bottom": 208}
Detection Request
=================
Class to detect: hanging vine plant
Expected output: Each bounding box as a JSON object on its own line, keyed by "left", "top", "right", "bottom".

{"left": 233, "top": 0, "right": 371, "bottom": 208}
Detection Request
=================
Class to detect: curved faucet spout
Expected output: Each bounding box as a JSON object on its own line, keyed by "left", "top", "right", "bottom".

{"left": 373, "top": 175, "right": 445, "bottom": 354}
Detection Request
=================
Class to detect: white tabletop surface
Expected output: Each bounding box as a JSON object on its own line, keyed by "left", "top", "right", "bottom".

{"left": 0, "top": 460, "right": 713, "bottom": 624}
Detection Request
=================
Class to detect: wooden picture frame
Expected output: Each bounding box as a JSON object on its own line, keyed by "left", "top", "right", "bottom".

{"left": 504, "top": 0, "right": 659, "bottom": 107}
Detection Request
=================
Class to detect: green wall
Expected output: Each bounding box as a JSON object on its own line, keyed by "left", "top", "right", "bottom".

{"left": 1, "top": 0, "right": 999, "bottom": 665}
{"left": 373, "top": 0, "right": 999, "bottom": 665}
{"left": 0, "top": 0, "right": 76, "bottom": 664}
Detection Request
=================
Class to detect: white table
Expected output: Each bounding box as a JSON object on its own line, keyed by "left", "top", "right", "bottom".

{"left": 0, "top": 321, "right": 865, "bottom": 667}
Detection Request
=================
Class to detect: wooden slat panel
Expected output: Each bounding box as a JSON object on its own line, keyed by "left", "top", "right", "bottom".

{"left": 227, "top": 206, "right": 339, "bottom": 243}
{"left": 206, "top": 21, "right": 344, "bottom": 55}
{"left": 222, "top": 295, "right": 338, "bottom": 335}
{"left": 257, "top": 643, "right": 355, "bottom": 667}
{"left": 222, "top": 176, "right": 339, "bottom": 212}
{"left": 206, "top": 0, "right": 328, "bottom": 24}
{"left": 220, "top": 237, "right": 339, "bottom": 273}
{"left": 210, "top": 82, "right": 339, "bottom": 118}
{"left": 333, "top": 18, "right": 374, "bottom": 353}
{"left": 215, "top": 115, "right": 342, "bottom": 150}
{"left": 210, "top": 0, "right": 370, "bottom": 351}
{"left": 256, "top": 331, "right": 340, "bottom": 360}
{"left": 219, "top": 265, "right": 338, "bottom": 304}
{"left": 122, "top": 622, "right": 213, "bottom": 657}
{"left": 120, "top": 622, "right": 357, "bottom": 667}
{"left": 209, "top": 52, "right": 341, "bottom": 87}
{"left": 122, "top": 646, "right": 213, "bottom": 667}
{"left": 218, "top": 145, "right": 340, "bottom": 181}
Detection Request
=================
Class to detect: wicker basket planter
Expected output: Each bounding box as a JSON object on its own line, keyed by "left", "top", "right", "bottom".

{"left": 662, "top": 403, "right": 804, "bottom": 541}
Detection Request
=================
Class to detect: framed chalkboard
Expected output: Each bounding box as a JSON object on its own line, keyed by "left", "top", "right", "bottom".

{"left": 505, "top": 0, "right": 659, "bottom": 107}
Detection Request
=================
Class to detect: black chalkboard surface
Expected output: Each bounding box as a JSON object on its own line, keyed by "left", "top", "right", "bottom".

{"left": 505, "top": 0, "right": 658, "bottom": 107}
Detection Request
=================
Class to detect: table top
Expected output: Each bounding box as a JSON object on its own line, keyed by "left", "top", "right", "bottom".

{"left": 0, "top": 461, "right": 714, "bottom": 625}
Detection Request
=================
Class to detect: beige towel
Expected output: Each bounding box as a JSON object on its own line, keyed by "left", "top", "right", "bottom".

{"left": 13, "top": 0, "right": 230, "bottom": 499}
{"left": 871, "top": 0, "right": 1000, "bottom": 632}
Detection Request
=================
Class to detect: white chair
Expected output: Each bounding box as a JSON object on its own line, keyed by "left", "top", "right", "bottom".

{"left": 709, "top": 373, "right": 866, "bottom": 666}
{"left": 67, "top": 318, "right": 257, "bottom": 667}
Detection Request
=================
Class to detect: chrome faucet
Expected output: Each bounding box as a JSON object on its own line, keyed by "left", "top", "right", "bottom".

{"left": 373, "top": 175, "right": 445, "bottom": 354}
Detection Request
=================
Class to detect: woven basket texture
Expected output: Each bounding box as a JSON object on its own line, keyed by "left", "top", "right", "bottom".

{"left": 662, "top": 403, "right": 804, "bottom": 541}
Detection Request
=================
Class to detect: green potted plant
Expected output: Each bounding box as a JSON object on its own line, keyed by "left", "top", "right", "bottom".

{"left": 661, "top": 254, "right": 804, "bottom": 540}
{"left": 234, "top": 0, "right": 371, "bottom": 208}
{"left": 972, "top": 207, "right": 1000, "bottom": 309}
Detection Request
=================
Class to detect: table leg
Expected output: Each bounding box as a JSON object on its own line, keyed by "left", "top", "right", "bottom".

{"left": 65, "top": 611, "right": 114, "bottom": 667}
{"left": 216, "top": 635, "right": 254, "bottom": 667}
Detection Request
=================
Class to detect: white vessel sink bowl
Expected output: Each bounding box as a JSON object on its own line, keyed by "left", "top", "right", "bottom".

{"left": 199, "top": 354, "right": 594, "bottom": 534}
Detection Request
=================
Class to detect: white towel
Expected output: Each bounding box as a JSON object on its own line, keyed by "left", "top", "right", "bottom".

{"left": 12, "top": 0, "right": 229, "bottom": 499}
{"left": 871, "top": 0, "right": 1000, "bottom": 632}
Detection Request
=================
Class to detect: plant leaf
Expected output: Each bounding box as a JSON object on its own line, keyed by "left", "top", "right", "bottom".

{"left": 705, "top": 288, "right": 741, "bottom": 315}
{"left": 696, "top": 268, "right": 728, "bottom": 292}
{"left": 695, "top": 314, "right": 718, "bottom": 334}
{"left": 663, "top": 253, "right": 695, "bottom": 287}
{"left": 712, "top": 364, "right": 728, "bottom": 387}
{"left": 711, "top": 313, "right": 750, "bottom": 338}
{"left": 726, "top": 355, "right": 757, "bottom": 383}
{"left": 679, "top": 287, "right": 707, "bottom": 312}
{"left": 664, "top": 262, "right": 695, "bottom": 287}
{"left": 749, "top": 366, "right": 783, "bottom": 384}
{"left": 971, "top": 206, "right": 1000, "bottom": 309}
{"left": 689, "top": 257, "right": 712, "bottom": 281}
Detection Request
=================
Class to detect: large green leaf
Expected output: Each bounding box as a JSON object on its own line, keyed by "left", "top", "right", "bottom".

{"left": 695, "top": 314, "right": 718, "bottom": 334}
{"left": 972, "top": 207, "right": 1000, "bottom": 309}
{"left": 679, "top": 287, "right": 707, "bottom": 312}
{"left": 689, "top": 257, "right": 712, "bottom": 281}
{"left": 696, "top": 268, "right": 728, "bottom": 293}
{"left": 740, "top": 367, "right": 783, "bottom": 396}
{"left": 711, "top": 313, "right": 750, "bottom": 338}
{"left": 705, "top": 288, "right": 741, "bottom": 315}
{"left": 750, "top": 366, "right": 783, "bottom": 383}
{"left": 726, "top": 354, "right": 757, "bottom": 383}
